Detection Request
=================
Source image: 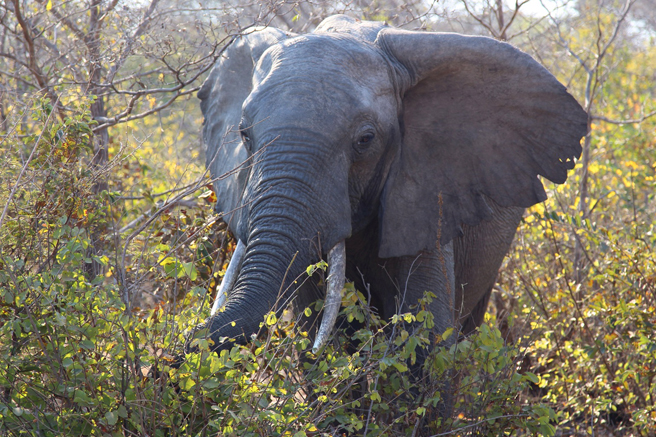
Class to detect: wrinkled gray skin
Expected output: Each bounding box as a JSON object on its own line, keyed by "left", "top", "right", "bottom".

{"left": 189, "top": 16, "right": 586, "bottom": 373}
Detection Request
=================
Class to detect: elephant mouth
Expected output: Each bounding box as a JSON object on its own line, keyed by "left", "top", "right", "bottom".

{"left": 210, "top": 238, "right": 347, "bottom": 351}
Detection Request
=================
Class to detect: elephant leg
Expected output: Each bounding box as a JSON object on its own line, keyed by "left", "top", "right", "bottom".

{"left": 453, "top": 201, "right": 524, "bottom": 332}
{"left": 389, "top": 242, "right": 456, "bottom": 427}
{"left": 391, "top": 242, "right": 456, "bottom": 337}
{"left": 346, "top": 219, "right": 456, "bottom": 348}
{"left": 346, "top": 225, "right": 464, "bottom": 431}
{"left": 459, "top": 285, "right": 493, "bottom": 337}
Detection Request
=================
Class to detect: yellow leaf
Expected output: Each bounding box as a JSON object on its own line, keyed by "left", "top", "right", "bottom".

{"left": 46, "top": 0, "right": 53, "bottom": 10}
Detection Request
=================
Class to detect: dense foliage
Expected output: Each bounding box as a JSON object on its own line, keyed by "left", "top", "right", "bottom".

{"left": 1, "top": 0, "right": 654, "bottom": 435}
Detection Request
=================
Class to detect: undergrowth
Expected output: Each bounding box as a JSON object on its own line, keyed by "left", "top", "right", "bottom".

{"left": 1, "top": 85, "right": 654, "bottom": 436}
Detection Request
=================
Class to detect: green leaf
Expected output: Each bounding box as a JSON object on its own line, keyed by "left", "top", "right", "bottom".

{"left": 117, "top": 405, "right": 128, "bottom": 418}
{"left": 105, "top": 411, "right": 118, "bottom": 426}
{"left": 393, "top": 362, "right": 408, "bottom": 372}
{"left": 79, "top": 339, "right": 95, "bottom": 350}
{"left": 73, "top": 390, "right": 93, "bottom": 406}
{"left": 524, "top": 372, "right": 540, "bottom": 384}
{"left": 202, "top": 379, "right": 220, "bottom": 389}
{"left": 125, "top": 388, "right": 136, "bottom": 401}
{"left": 181, "top": 377, "right": 196, "bottom": 390}
{"left": 539, "top": 423, "right": 556, "bottom": 436}
{"left": 182, "top": 262, "right": 197, "bottom": 280}
{"left": 306, "top": 260, "right": 328, "bottom": 276}
{"left": 163, "top": 260, "right": 181, "bottom": 277}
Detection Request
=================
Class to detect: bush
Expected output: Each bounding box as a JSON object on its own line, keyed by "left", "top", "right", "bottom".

{"left": 499, "top": 120, "right": 656, "bottom": 435}
{"left": 0, "top": 100, "right": 552, "bottom": 434}
{"left": 2, "top": 65, "right": 654, "bottom": 436}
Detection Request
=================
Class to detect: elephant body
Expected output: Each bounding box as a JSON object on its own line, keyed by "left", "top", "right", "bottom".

{"left": 188, "top": 15, "right": 586, "bottom": 391}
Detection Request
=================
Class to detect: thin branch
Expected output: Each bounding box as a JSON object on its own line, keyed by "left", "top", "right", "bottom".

{"left": 113, "top": 181, "right": 206, "bottom": 201}
{"left": 0, "top": 95, "right": 59, "bottom": 230}
{"left": 499, "top": 0, "right": 532, "bottom": 39}
{"left": 12, "top": 0, "right": 47, "bottom": 88}
{"left": 101, "top": 0, "right": 120, "bottom": 20}
{"left": 118, "top": 173, "right": 211, "bottom": 307}
{"left": 90, "top": 27, "right": 247, "bottom": 131}
{"left": 90, "top": 67, "right": 168, "bottom": 88}
{"left": 106, "top": 0, "right": 161, "bottom": 84}
{"left": 429, "top": 414, "right": 531, "bottom": 436}
{"left": 592, "top": 110, "right": 656, "bottom": 125}
{"left": 0, "top": 65, "right": 37, "bottom": 88}
{"left": 505, "top": 13, "right": 548, "bottom": 42}
{"left": 92, "top": 86, "right": 198, "bottom": 132}
{"left": 460, "top": 0, "right": 499, "bottom": 37}
{"left": 596, "top": 0, "right": 634, "bottom": 66}
{"left": 117, "top": 199, "right": 199, "bottom": 234}
{"left": 539, "top": 0, "right": 592, "bottom": 74}
{"left": 33, "top": 0, "right": 86, "bottom": 41}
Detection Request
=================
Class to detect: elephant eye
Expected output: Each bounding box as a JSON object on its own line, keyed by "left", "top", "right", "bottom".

{"left": 357, "top": 132, "right": 375, "bottom": 147}
{"left": 240, "top": 130, "right": 251, "bottom": 145}
{"left": 238, "top": 118, "right": 252, "bottom": 147}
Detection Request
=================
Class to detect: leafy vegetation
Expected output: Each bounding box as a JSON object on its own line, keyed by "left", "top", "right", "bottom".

{"left": 1, "top": 0, "right": 655, "bottom": 435}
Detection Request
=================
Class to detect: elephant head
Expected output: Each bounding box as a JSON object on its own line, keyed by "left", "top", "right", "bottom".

{"left": 189, "top": 15, "right": 586, "bottom": 355}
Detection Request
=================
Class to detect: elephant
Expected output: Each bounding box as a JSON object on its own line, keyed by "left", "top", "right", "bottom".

{"left": 187, "top": 15, "right": 586, "bottom": 377}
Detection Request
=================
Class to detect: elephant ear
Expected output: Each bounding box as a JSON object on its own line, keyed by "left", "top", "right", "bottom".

{"left": 376, "top": 28, "right": 587, "bottom": 258}
{"left": 198, "top": 27, "right": 294, "bottom": 239}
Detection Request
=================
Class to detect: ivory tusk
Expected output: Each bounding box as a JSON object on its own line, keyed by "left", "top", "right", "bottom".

{"left": 312, "top": 240, "right": 346, "bottom": 353}
{"left": 211, "top": 239, "right": 246, "bottom": 316}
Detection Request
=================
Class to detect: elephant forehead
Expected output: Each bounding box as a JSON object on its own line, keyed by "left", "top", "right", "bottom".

{"left": 254, "top": 34, "right": 394, "bottom": 101}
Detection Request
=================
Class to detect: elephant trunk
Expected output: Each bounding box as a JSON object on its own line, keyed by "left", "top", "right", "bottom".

{"left": 206, "top": 238, "right": 347, "bottom": 353}
{"left": 203, "top": 233, "right": 309, "bottom": 348}
{"left": 191, "top": 168, "right": 350, "bottom": 353}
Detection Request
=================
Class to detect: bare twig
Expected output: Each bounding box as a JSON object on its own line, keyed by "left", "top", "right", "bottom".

{"left": 105, "top": 0, "right": 161, "bottom": 84}
{"left": 92, "top": 87, "right": 199, "bottom": 132}
{"left": 0, "top": 95, "right": 59, "bottom": 230}
{"left": 592, "top": 110, "right": 656, "bottom": 125}
{"left": 429, "top": 414, "right": 531, "bottom": 436}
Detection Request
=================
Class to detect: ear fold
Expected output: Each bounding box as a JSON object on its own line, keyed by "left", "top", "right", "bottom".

{"left": 376, "top": 28, "right": 587, "bottom": 258}
{"left": 198, "top": 27, "right": 293, "bottom": 239}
